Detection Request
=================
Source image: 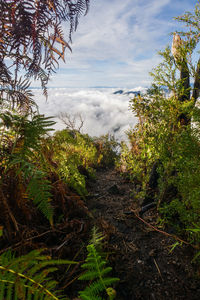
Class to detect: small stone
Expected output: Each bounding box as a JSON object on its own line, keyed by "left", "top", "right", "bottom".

{"left": 165, "top": 291, "right": 169, "bottom": 296}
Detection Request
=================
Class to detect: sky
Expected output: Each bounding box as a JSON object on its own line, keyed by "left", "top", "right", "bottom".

{"left": 44, "top": 0, "right": 198, "bottom": 88}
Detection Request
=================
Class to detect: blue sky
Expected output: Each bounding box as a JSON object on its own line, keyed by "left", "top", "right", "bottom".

{"left": 46, "top": 0, "right": 198, "bottom": 88}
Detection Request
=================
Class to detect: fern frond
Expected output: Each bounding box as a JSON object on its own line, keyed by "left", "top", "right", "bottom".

{"left": 4, "top": 113, "right": 56, "bottom": 223}
{"left": 79, "top": 292, "right": 102, "bottom": 300}
{"left": 89, "top": 227, "right": 104, "bottom": 246}
{"left": 0, "top": 249, "right": 77, "bottom": 300}
{"left": 0, "top": 75, "right": 36, "bottom": 111}
{"left": 78, "top": 270, "right": 98, "bottom": 281}
{"left": 10, "top": 158, "right": 54, "bottom": 223}
{"left": 78, "top": 230, "right": 119, "bottom": 300}
{"left": 80, "top": 279, "right": 106, "bottom": 296}
{"left": 27, "top": 174, "right": 53, "bottom": 222}
{"left": 75, "top": 0, "right": 90, "bottom": 30}
{"left": 0, "top": 0, "right": 90, "bottom": 95}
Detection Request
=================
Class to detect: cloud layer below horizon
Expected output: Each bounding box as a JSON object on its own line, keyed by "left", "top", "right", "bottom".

{"left": 34, "top": 88, "right": 144, "bottom": 140}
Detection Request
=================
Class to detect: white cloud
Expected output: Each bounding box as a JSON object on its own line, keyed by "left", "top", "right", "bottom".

{"left": 34, "top": 88, "right": 146, "bottom": 140}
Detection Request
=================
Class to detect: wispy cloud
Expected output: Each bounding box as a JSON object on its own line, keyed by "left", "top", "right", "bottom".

{"left": 44, "top": 0, "right": 197, "bottom": 88}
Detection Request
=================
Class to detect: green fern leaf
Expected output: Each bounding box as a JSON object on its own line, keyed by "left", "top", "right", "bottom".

{"left": 79, "top": 293, "right": 103, "bottom": 300}
{"left": 10, "top": 158, "right": 54, "bottom": 223}
{"left": 82, "top": 279, "right": 105, "bottom": 294}
{"left": 79, "top": 270, "right": 98, "bottom": 281}
{"left": 0, "top": 249, "right": 77, "bottom": 300}
{"left": 100, "top": 267, "right": 112, "bottom": 277}
{"left": 78, "top": 229, "right": 119, "bottom": 300}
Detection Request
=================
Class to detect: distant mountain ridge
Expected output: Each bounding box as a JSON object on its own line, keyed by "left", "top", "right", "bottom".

{"left": 113, "top": 89, "right": 146, "bottom": 96}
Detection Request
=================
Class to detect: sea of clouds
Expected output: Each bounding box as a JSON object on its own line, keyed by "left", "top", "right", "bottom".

{"left": 33, "top": 87, "right": 146, "bottom": 141}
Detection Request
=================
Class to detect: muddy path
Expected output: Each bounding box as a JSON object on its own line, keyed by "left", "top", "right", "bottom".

{"left": 86, "top": 167, "right": 200, "bottom": 300}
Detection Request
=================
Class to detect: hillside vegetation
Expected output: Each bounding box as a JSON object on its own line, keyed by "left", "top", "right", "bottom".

{"left": 0, "top": 1, "right": 200, "bottom": 299}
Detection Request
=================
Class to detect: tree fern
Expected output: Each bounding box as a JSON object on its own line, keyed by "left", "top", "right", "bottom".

{"left": 78, "top": 229, "right": 119, "bottom": 300}
{"left": 0, "top": 248, "right": 77, "bottom": 300}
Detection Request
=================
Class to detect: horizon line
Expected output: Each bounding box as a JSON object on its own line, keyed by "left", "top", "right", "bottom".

{"left": 31, "top": 86, "right": 148, "bottom": 89}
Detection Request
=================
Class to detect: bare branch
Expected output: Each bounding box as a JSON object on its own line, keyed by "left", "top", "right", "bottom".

{"left": 57, "top": 112, "right": 84, "bottom": 133}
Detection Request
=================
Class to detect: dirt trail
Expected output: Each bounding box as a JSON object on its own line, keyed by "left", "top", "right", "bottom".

{"left": 86, "top": 167, "right": 200, "bottom": 300}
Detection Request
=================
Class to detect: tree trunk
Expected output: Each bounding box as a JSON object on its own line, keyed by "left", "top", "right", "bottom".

{"left": 192, "top": 58, "right": 200, "bottom": 103}
{"left": 178, "top": 60, "right": 191, "bottom": 126}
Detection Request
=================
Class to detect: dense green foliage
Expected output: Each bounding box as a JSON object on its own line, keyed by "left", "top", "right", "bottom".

{"left": 120, "top": 4, "right": 200, "bottom": 251}
{"left": 126, "top": 79, "right": 200, "bottom": 243}
{"left": 45, "top": 129, "right": 98, "bottom": 197}
{"left": 0, "top": 106, "right": 118, "bottom": 231}
{"left": 93, "top": 134, "right": 119, "bottom": 168}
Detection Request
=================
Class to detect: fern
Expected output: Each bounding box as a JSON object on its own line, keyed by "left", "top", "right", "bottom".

{"left": 4, "top": 113, "right": 56, "bottom": 224}
{"left": 75, "top": 0, "right": 90, "bottom": 30}
{"left": 0, "top": 0, "right": 90, "bottom": 98}
{"left": 0, "top": 248, "right": 77, "bottom": 300}
{"left": 78, "top": 230, "right": 119, "bottom": 300}
{"left": 9, "top": 157, "right": 54, "bottom": 224}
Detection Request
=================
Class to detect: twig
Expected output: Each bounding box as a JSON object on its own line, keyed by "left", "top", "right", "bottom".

{"left": 62, "top": 267, "right": 81, "bottom": 289}
{"left": 153, "top": 258, "right": 163, "bottom": 281}
{"left": 0, "top": 230, "right": 54, "bottom": 254}
{"left": 130, "top": 209, "right": 199, "bottom": 250}
{"left": 55, "top": 238, "right": 69, "bottom": 251}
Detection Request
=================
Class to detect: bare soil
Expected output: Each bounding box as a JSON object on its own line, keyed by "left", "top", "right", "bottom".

{"left": 86, "top": 167, "right": 200, "bottom": 300}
